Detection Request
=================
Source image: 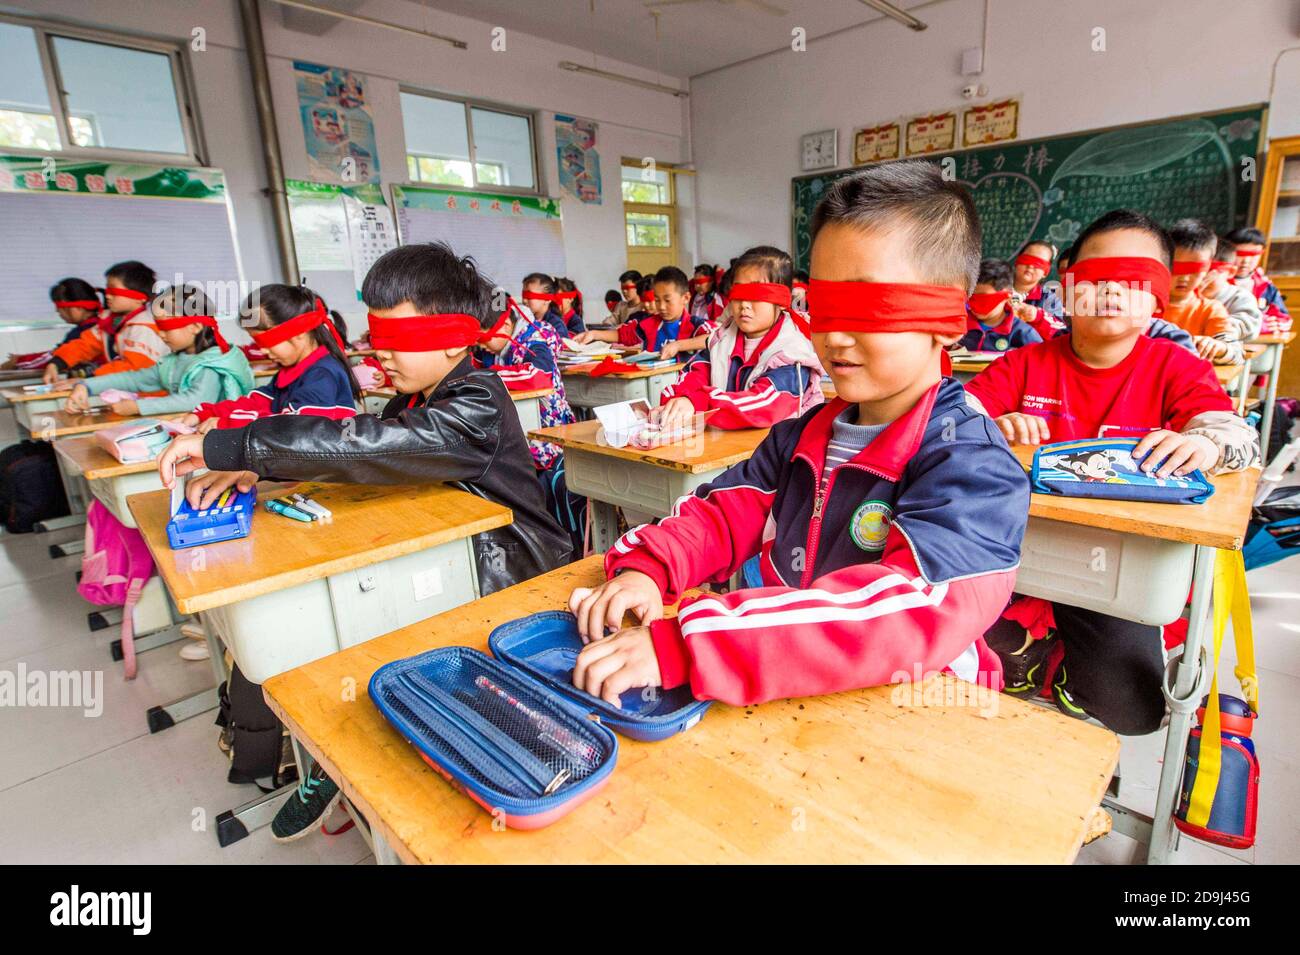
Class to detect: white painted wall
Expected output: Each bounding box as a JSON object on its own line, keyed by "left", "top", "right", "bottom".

{"left": 1, "top": 0, "right": 693, "bottom": 331}
{"left": 689, "top": 0, "right": 1300, "bottom": 263}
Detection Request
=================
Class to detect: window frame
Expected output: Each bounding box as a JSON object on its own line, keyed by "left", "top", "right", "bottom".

{"left": 0, "top": 12, "right": 205, "bottom": 165}
{"left": 621, "top": 160, "right": 678, "bottom": 250}
{"left": 399, "top": 86, "right": 540, "bottom": 196}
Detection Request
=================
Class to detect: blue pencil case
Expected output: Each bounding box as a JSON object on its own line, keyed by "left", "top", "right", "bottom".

{"left": 166, "top": 487, "right": 257, "bottom": 549}
{"left": 368, "top": 610, "right": 711, "bottom": 828}
{"left": 1030, "top": 438, "right": 1215, "bottom": 504}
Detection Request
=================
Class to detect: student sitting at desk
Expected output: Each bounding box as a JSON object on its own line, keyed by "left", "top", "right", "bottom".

{"left": 960, "top": 259, "right": 1043, "bottom": 353}
{"left": 44, "top": 261, "right": 168, "bottom": 384}
{"left": 180, "top": 285, "right": 360, "bottom": 431}
{"left": 1056, "top": 244, "right": 1197, "bottom": 354}
{"left": 1204, "top": 237, "right": 1262, "bottom": 342}
{"left": 160, "top": 241, "right": 574, "bottom": 843}
{"left": 964, "top": 209, "right": 1257, "bottom": 734}
{"left": 566, "top": 162, "right": 1029, "bottom": 709}
{"left": 521, "top": 273, "right": 582, "bottom": 339}
{"left": 1225, "top": 226, "right": 1292, "bottom": 334}
{"left": 64, "top": 283, "right": 254, "bottom": 417}
{"left": 654, "top": 244, "right": 824, "bottom": 430}
{"left": 611, "top": 270, "right": 643, "bottom": 325}
{"left": 4, "top": 278, "right": 102, "bottom": 371}
{"left": 554, "top": 277, "right": 585, "bottom": 336}
{"left": 1163, "top": 218, "right": 1243, "bottom": 365}
{"left": 574, "top": 266, "right": 712, "bottom": 355}
{"left": 688, "top": 263, "right": 725, "bottom": 326}
{"left": 1010, "top": 240, "right": 1065, "bottom": 340}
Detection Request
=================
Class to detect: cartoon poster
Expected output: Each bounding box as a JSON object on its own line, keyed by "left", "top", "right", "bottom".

{"left": 294, "top": 60, "right": 380, "bottom": 185}
{"left": 555, "top": 114, "right": 601, "bottom": 204}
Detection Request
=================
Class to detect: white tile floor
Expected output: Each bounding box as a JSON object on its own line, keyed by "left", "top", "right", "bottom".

{"left": 0, "top": 409, "right": 1296, "bottom": 864}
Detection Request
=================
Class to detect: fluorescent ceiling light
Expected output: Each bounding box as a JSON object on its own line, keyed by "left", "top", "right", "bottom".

{"left": 268, "top": 0, "right": 468, "bottom": 49}
{"left": 856, "top": 0, "right": 928, "bottom": 31}
{"left": 559, "top": 61, "right": 688, "bottom": 98}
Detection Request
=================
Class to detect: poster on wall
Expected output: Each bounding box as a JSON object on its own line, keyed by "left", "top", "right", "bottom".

{"left": 853, "top": 121, "right": 901, "bottom": 165}
{"left": 555, "top": 114, "right": 602, "bottom": 204}
{"left": 962, "top": 98, "right": 1021, "bottom": 148}
{"left": 904, "top": 110, "right": 958, "bottom": 156}
{"left": 294, "top": 60, "right": 380, "bottom": 185}
{"left": 343, "top": 184, "right": 398, "bottom": 298}
{"left": 285, "top": 179, "right": 397, "bottom": 301}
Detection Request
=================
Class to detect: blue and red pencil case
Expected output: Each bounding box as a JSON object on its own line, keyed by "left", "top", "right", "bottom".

{"left": 1031, "top": 438, "right": 1215, "bottom": 504}
{"left": 368, "top": 610, "right": 711, "bottom": 828}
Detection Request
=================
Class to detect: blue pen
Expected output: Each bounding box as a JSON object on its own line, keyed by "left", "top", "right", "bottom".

{"left": 265, "top": 499, "right": 315, "bottom": 523}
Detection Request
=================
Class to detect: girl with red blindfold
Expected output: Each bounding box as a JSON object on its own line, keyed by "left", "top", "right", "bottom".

{"left": 45, "top": 260, "right": 168, "bottom": 385}
{"left": 687, "top": 263, "right": 724, "bottom": 327}
{"left": 66, "top": 283, "right": 254, "bottom": 418}
{"left": 181, "top": 284, "right": 361, "bottom": 433}
{"left": 1010, "top": 240, "right": 1065, "bottom": 340}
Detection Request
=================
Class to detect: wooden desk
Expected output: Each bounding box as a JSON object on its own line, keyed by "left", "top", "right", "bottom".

{"left": 1005, "top": 442, "right": 1258, "bottom": 864}
{"left": 361, "top": 386, "right": 554, "bottom": 432}
{"left": 560, "top": 362, "right": 685, "bottom": 410}
{"left": 2, "top": 384, "right": 82, "bottom": 434}
{"left": 264, "top": 557, "right": 1119, "bottom": 864}
{"left": 1247, "top": 331, "right": 1297, "bottom": 461}
{"left": 531, "top": 419, "right": 768, "bottom": 550}
{"left": 31, "top": 408, "right": 184, "bottom": 440}
{"left": 1214, "top": 362, "right": 1244, "bottom": 390}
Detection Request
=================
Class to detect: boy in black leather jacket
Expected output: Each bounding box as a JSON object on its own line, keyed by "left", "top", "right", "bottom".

{"left": 160, "top": 242, "right": 574, "bottom": 596}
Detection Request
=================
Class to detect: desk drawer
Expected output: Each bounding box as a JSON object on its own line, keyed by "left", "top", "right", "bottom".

{"left": 563, "top": 376, "right": 643, "bottom": 408}
{"left": 564, "top": 449, "right": 718, "bottom": 518}
{"left": 1014, "top": 517, "right": 1194, "bottom": 626}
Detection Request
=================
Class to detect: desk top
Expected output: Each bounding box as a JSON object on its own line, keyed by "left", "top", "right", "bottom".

{"left": 34, "top": 408, "right": 184, "bottom": 439}
{"left": 53, "top": 435, "right": 158, "bottom": 480}
{"left": 1011, "top": 444, "right": 1258, "bottom": 550}
{"left": 362, "top": 386, "right": 553, "bottom": 403}
{"left": 1214, "top": 362, "right": 1244, "bottom": 387}
{"left": 1, "top": 386, "right": 73, "bottom": 404}
{"left": 264, "top": 557, "right": 1119, "bottom": 864}
{"left": 128, "top": 482, "right": 512, "bottom": 615}
{"left": 1249, "top": 331, "right": 1297, "bottom": 346}
{"left": 530, "top": 419, "right": 768, "bottom": 474}
{"left": 562, "top": 362, "right": 685, "bottom": 380}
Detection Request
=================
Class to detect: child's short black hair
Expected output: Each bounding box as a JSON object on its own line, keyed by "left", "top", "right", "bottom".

{"left": 156, "top": 282, "right": 220, "bottom": 352}
{"left": 244, "top": 283, "right": 360, "bottom": 399}
{"left": 618, "top": 269, "right": 642, "bottom": 285}
{"left": 635, "top": 275, "right": 655, "bottom": 298}
{"left": 604, "top": 289, "right": 621, "bottom": 308}
{"left": 810, "top": 160, "right": 981, "bottom": 292}
{"left": 1214, "top": 236, "right": 1238, "bottom": 261}
{"left": 1167, "top": 218, "right": 1217, "bottom": 255}
{"left": 104, "top": 260, "right": 156, "bottom": 297}
{"left": 693, "top": 264, "right": 715, "bottom": 279}
{"left": 977, "top": 259, "right": 1014, "bottom": 290}
{"left": 521, "top": 272, "right": 557, "bottom": 294}
{"left": 653, "top": 266, "right": 689, "bottom": 294}
{"left": 555, "top": 276, "right": 582, "bottom": 317}
{"left": 1058, "top": 244, "right": 1076, "bottom": 271}
{"left": 732, "top": 245, "right": 794, "bottom": 287}
{"left": 793, "top": 268, "right": 810, "bottom": 283}
{"left": 1018, "top": 239, "right": 1057, "bottom": 260}
{"left": 1073, "top": 209, "right": 1173, "bottom": 266}
{"left": 717, "top": 267, "right": 734, "bottom": 300}
{"left": 362, "top": 242, "right": 496, "bottom": 329}
{"left": 1224, "top": 226, "right": 1266, "bottom": 248}
{"left": 48, "top": 277, "right": 99, "bottom": 305}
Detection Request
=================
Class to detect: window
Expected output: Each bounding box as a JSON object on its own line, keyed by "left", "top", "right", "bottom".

{"left": 621, "top": 165, "right": 670, "bottom": 205}
{"left": 401, "top": 90, "right": 536, "bottom": 192}
{"left": 622, "top": 163, "right": 676, "bottom": 248}
{"left": 0, "top": 16, "right": 197, "bottom": 160}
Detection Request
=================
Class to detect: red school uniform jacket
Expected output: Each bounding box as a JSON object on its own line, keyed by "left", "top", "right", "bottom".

{"left": 964, "top": 333, "right": 1233, "bottom": 441}
{"left": 606, "top": 378, "right": 1028, "bottom": 706}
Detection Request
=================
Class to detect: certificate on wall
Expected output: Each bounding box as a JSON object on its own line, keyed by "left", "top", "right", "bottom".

{"left": 904, "top": 111, "right": 958, "bottom": 156}
{"left": 853, "top": 122, "right": 901, "bottom": 165}
{"left": 962, "top": 98, "right": 1021, "bottom": 148}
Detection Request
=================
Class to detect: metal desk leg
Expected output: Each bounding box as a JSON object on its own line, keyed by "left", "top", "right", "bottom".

{"left": 588, "top": 500, "right": 619, "bottom": 553}
{"left": 145, "top": 613, "right": 222, "bottom": 734}
{"left": 1258, "top": 343, "right": 1283, "bottom": 463}
{"left": 1235, "top": 355, "right": 1252, "bottom": 415}
{"left": 371, "top": 826, "right": 403, "bottom": 865}
{"left": 1147, "top": 544, "right": 1217, "bottom": 864}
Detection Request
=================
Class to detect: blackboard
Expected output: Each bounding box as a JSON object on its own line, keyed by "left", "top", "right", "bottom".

{"left": 790, "top": 104, "right": 1266, "bottom": 274}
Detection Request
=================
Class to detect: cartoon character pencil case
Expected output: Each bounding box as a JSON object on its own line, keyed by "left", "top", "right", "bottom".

{"left": 369, "top": 610, "right": 711, "bottom": 829}
{"left": 1031, "top": 438, "right": 1215, "bottom": 504}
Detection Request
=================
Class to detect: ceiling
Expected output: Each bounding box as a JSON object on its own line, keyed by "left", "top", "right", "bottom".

{"left": 408, "top": 0, "right": 950, "bottom": 79}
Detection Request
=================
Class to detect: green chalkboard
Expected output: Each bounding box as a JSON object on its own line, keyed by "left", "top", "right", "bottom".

{"left": 790, "top": 104, "right": 1266, "bottom": 274}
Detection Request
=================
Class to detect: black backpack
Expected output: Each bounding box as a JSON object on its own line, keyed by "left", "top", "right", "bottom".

{"left": 215, "top": 664, "right": 297, "bottom": 789}
{"left": 0, "top": 440, "right": 71, "bottom": 533}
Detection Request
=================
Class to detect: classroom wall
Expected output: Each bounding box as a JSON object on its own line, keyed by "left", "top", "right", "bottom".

{"left": 689, "top": 0, "right": 1300, "bottom": 262}
{"left": 1, "top": 0, "right": 693, "bottom": 323}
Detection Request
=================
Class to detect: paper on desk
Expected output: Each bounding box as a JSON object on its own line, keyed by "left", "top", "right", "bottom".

{"left": 593, "top": 399, "right": 652, "bottom": 448}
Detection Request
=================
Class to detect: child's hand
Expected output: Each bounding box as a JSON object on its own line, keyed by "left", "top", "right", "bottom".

{"left": 197, "top": 417, "right": 220, "bottom": 435}
{"left": 1194, "top": 336, "right": 1229, "bottom": 362}
{"left": 659, "top": 341, "right": 681, "bottom": 361}
{"left": 1012, "top": 302, "right": 1038, "bottom": 323}
{"left": 179, "top": 413, "right": 201, "bottom": 430}
{"left": 571, "top": 626, "right": 662, "bottom": 707}
{"left": 568, "top": 570, "right": 665, "bottom": 644}
{"left": 64, "top": 384, "right": 91, "bottom": 413}
{"left": 43, "top": 364, "right": 62, "bottom": 385}
{"left": 187, "top": 469, "right": 257, "bottom": 509}
{"left": 157, "top": 433, "right": 207, "bottom": 487}
{"left": 572, "top": 331, "right": 597, "bottom": 345}
{"left": 994, "top": 412, "right": 1051, "bottom": 446}
{"left": 651, "top": 396, "right": 695, "bottom": 433}
{"left": 1133, "top": 430, "right": 1218, "bottom": 478}
{"left": 109, "top": 398, "right": 139, "bottom": 416}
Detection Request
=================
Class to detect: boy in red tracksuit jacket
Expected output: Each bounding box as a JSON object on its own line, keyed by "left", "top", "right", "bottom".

{"left": 566, "top": 162, "right": 1029, "bottom": 707}
{"left": 655, "top": 245, "right": 825, "bottom": 431}
{"left": 575, "top": 267, "right": 712, "bottom": 353}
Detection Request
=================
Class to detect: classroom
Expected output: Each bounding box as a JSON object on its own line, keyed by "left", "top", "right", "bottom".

{"left": 1, "top": 0, "right": 1298, "bottom": 893}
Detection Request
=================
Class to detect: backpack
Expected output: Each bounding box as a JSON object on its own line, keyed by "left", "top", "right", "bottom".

{"left": 77, "top": 501, "right": 155, "bottom": 679}
{"left": 0, "top": 440, "right": 71, "bottom": 533}
{"left": 215, "top": 664, "right": 297, "bottom": 790}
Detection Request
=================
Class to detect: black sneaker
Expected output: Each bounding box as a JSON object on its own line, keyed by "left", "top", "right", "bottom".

{"left": 1051, "top": 665, "right": 1090, "bottom": 721}
{"left": 988, "top": 628, "right": 1055, "bottom": 697}
{"left": 270, "top": 766, "right": 340, "bottom": 843}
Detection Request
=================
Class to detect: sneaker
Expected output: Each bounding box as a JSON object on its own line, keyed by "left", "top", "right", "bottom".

{"left": 270, "top": 766, "right": 340, "bottom": 843}
{"left": 990, "top": 628, "right": 1055, "bottom": 697}
{"left": 180, "top": 622, "right": 205, "bottom": 641}
{"left": 179, "top": 641, "right": 210, "bottom": 661}
{"left": 1051, "top": 666, "right": 1090, "bottom": 720}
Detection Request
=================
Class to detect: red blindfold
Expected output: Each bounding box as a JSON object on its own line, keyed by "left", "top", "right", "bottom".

{"left": 1061, "top": 257, "right": 1171, "bottom": 312}
{"left": 154, "top": 314, "right": 231, "bottom": 353}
